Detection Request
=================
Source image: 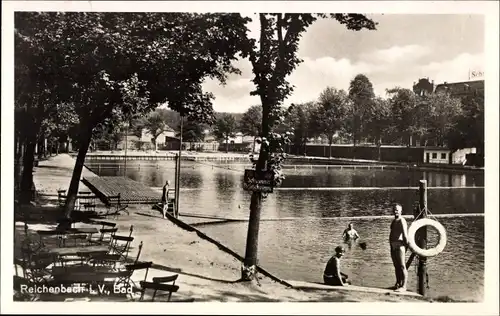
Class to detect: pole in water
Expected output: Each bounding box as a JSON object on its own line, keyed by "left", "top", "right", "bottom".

{"left": 175, "top": 116, "right": 183, "bottom": 219}
{"left": 174, "top": 153, "right": 180, "bottom": 218}
{"left": 418, "top": 179, "right": 428, "bottom": 296}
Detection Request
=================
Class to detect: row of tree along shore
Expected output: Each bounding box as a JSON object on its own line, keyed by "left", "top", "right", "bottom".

{"left": 83, "top": 74, "right": 484, "bottom": 159}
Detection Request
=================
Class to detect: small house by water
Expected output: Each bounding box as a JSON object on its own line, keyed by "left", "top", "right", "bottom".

{"left": 423, "top": 147, "right": 476, "bottom": 165}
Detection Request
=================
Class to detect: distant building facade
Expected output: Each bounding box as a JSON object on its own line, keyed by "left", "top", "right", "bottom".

{"left": 412, "top": 78, "right": 484, "bottom": 98}
{"left": 412, "top": 78, "right": 435, "bottom": 96}
{"left": 434, "top": 80, "right": 484, "bottom": 98}
{"left": 117, "top": 125, "right": 176, "bottom": 150}
{"left": 140, "top": 127, "right": 176, "bottom": 146}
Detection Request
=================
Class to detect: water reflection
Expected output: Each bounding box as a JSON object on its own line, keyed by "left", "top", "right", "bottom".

{"left": 200, "top": 216, "right": 484, "bottom": 302}
{"left": 85, "top": 159, "right": 484, "bottom": 300}
{"left": 276, "top": 169, "right": 484, "bottom": 188}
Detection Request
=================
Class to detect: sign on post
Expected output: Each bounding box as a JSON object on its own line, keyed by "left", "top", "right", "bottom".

{"left": 243, "top": 169, "right": 275, "bottom": 193}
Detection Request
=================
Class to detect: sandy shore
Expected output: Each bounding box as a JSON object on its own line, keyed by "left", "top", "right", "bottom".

{"left": 24, "top": 154, "right": 429, "bottom": 302}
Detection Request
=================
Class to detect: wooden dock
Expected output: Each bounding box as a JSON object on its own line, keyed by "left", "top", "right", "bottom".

{"left": 286, "top": 280, "right": 423, "bottom": 298}
{"left": 82, "top": 176, "right": 162, "bottom": 205}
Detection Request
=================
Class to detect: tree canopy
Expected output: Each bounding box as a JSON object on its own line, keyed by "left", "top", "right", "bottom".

{"left": 312, "top": 87, "right": 350, "bottom": 156}
{"left": 213, "top": 114, "right": 238, "bottom": 152}
{"left": 15, "top": 12, "right": 254, "bottom": 214}
{"left": 348, "top": 74, "right": 375, "bottom": 146}
{"left": 239, "top": 105, "right": 262, "bottom": 137}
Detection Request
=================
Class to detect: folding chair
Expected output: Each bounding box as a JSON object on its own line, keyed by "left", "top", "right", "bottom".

{"left": 140, "top": 274, "right": 179, "bottom": 301}
{"left": 79, "top": 192, "right": 96, "bottom": 212}
{"left": 138, "top": 282, "right": 180, "bottom": 302}
{"left": 87, "top": 252, "right": 122, "bottom": 270}
{"left": 82, "top": 202, "right": 96, "bottom": 213}
{"left": 106, "top": 194, "right": 129, "bottom": 218}
{"left": 85, "top": 220, "right": 117, "bottom": 244}
{"left": 97, "top": 221, "right": 118, "bottom": 242}
{"left": 109, "top": 236, "right": 134, "bottom": 261}
{"left": 57, "top": 189, "right": 66, "bottom": 207}
{"left": 108, "top": 226, "right": 134, "bottom": 261}
{"left": 19, "top": 250, "right": 58, "bottom": 285}
{"left": 133, "top": 241, "right": 144, "bottom": 264}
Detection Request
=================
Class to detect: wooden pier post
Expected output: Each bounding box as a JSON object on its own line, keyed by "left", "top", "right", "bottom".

{"left": 416, "top": 180, "right": 428, "bottom": 296}
{"left": 174, "top": 153, "right": 180, "bottom": 218}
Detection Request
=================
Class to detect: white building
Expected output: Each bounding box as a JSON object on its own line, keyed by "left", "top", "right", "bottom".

{"left": 140, "top": 127, "right": 176, "bottom": 146}
{"left": 423, "top": 147, "right": 476, "bottom": 164}
{"left": 223, "top": 132, "right": 244, "bottom": 144}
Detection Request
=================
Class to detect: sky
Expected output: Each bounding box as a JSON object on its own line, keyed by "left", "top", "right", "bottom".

{"left": 202, "top": 14, "right": 485, "bottom": 113}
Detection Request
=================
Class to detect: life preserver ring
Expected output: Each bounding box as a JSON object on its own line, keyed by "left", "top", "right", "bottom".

{"left": 408, "top": 218, "right": 447, "bottom": 257}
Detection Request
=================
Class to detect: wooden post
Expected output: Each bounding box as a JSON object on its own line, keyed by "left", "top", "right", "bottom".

{"left": 417, "top": 180, "right": 428, "bottom": 296}
{"left": 124, "top": 122, "right": 128, "bottom": 177}
{"left": 174, "top": 153, "right": 180, "bottom": 218}
{"left": 174, "top": 116, "right": 184, "bottom": 219}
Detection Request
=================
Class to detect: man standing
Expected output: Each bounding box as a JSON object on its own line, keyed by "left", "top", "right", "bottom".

{"left": 389, "top": 203, "right": 409, "bottom": 292}
{"left": 161, "top": 180, "right": 170, "bottom": 219}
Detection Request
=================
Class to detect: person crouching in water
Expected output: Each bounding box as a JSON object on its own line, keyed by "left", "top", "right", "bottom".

{"left": 161, "top": 180, "right": 170, "bottom": 219}
{"left": 323, "top": 246, "right": 350, "bottom": 286}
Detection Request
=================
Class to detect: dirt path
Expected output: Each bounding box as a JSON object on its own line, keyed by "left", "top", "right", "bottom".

{"left": 26, "top": 154, "right": 428, "bottom": 302}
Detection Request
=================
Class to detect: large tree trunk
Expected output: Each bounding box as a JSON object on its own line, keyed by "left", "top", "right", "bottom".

{"left": 242, "top": 191, "right": 263, "bottom": 280}
{"left": 62, "top": 128, "right": 92, "bottom": 221}
{"left": 252, "top": 136, "right": 256, "bottom": 153}
{"left": 225, "top": 137, "right": 229, "bottom": 153}
{"left": 14, "top": 134, "right": 23, "bottom": 191}
{"left": 242, "top": 105, "right": 269, "bottom": 281}
{"left": 37, "top": 137, "right": 44, "bottom": 160}
{"left": 19, "top": 135, "right": 37, "bottom": 205}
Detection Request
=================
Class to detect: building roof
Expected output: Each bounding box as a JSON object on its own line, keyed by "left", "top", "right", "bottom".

{"left": 413, "top": 78, "right": 435, "bottom": 96}
{"left": 434, "top": 80, "right": 484, "bottom": 97}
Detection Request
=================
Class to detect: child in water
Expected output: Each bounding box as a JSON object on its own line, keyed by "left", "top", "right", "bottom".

{"left": 342, "top": 223, "right": 360, "bottom": 242}
{"left": 342, "top": 223, "right": 362, "bottom": 250}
